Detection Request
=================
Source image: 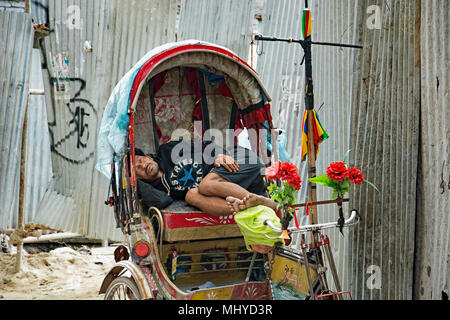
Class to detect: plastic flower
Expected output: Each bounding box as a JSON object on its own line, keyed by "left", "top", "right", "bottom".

{"left": 287, "top": 174, "right": 302, "bottom": 190}
{"left": 265, "top": 162, "right": 302, "bottom": 208}
{"left": 265, "top": 161, "right": 281, "bottom": 181}
{"left": 279, "top": 162, "right": 299, "bottom": 181}
{"left": 309, "top": 156, "right": 377, "bottom": 199}
{"left": 326, "top": 162, "right": 348, "bottom": 182}
{"left": 347, "top": 167, "right": 364, "bottom": 185}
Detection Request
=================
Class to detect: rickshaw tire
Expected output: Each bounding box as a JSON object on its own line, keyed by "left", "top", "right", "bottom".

{"left": 104, "top": 276, "right": 142, "bottom": 300}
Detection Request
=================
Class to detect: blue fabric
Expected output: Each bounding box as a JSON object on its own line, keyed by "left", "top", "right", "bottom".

{"left": 265, "top": 128, "right": 291, "bottom": 163}
{"left": 197, "top": 68, "right": 225, "bottom": 83}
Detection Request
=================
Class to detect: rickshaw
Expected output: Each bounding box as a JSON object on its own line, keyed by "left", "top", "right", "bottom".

{"left": 96, "top": 40, "right": 359, "bottom": 300}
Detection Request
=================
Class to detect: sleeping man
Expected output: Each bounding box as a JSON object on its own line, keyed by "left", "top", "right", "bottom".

{"left": 134, "top": 138, "right": 268, "bottom": 216}
{"left": 135, "top": 138, "right": 280, "bottom": 254}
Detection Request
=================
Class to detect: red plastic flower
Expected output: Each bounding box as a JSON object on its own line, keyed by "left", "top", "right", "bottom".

{"left": 265, "top": 161, "right": 281, "bottom": 181}
{"left": 266, "top": 161, "right": 302, "bottom": 190}
{"left": 287, "top": 174, "right": 302, "bottom": 190}
{"left": 326, "top": 162, "right": 348, "bottom": 182}
{"left": 347, "top": 167, "right": 364, "bottom": 184}
{"left": 279, "top": 162, "right": 299, "bottom": 180}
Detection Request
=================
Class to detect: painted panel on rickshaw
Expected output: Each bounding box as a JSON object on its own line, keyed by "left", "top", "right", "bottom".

{"left": 162, "top": 209, "right": 241, "bottom": 241}
{"left": 270, "top": 254, "right": 317, "bottom": 300}
{"left": 190, "top": 286, "right": 234, "bottom": 300}
{"left": 190, "top": 282, "right": 271, "bottom": 300}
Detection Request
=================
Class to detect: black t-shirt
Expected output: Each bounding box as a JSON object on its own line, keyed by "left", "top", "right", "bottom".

{"left": 137, "top": 138, "right": 226, "bottom": 208}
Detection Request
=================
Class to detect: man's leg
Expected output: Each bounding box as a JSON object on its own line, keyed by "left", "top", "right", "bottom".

{"left": 197, "top": 172, "right": 250, "bottom": 200}
{"left": 185, "top": 188, "right": 233, "bottom": 216}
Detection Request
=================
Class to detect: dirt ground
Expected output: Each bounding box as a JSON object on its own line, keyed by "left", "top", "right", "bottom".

{"left": 0, "top": 245, "right": 117, "bottom": 300}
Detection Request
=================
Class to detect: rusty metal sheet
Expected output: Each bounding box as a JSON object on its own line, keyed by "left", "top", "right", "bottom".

{"left": 33, "top": 0, "right": 177, "bottom": 241}
{"left": 0, "top": 10, "right": 34, "bottom": 230}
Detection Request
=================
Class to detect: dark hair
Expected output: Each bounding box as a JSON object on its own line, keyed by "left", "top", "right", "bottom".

{"left": 134, "top": 148, "right": 159, "bottom": 164}
{"left": 134, "top": 147, "right": 145, "bottom": 156}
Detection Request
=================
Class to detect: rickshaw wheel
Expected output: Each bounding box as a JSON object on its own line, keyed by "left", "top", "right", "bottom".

{"left": 104, "top": 276, "right": 142, "bottom": 300}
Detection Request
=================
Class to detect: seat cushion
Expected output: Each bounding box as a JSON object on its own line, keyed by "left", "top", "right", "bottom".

{"left": 161, "top": 201, "right": 242, "bottom": 242}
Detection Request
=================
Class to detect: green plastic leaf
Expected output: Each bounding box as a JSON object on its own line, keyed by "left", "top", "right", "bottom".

{"left": 267, "top": 184, "right": 277, "bottom": 194}
{"left": 331, "top": 189, "right": 339, "bottom": 200}
{"left": 286, "top": 207, "right": 294, "bottom": 217}
{"left": 308, "top": 174, "right": 333, "bottom": 187}
{"left": 340, "top": 179, "right": 350, "bottom": 192}
{"left": 343, "top": 149, "right": 352, "bottom": 164}
{"left": 365, "top": 180, "right": 380, "bottom": 193}
{"left": 289, "top": 194, "right": 296, "bottom": 205}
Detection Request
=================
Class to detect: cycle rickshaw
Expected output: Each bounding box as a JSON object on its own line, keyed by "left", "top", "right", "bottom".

{"left": 96, "top": 40, "right": 358, "bottom": 300}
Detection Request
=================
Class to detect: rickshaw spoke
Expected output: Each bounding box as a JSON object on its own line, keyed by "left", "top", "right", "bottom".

{"left": 105, "top": 277, "right": 141, "bottom": 300}
{"left": 121, "top": 285, "right": 125, "bottom": 300}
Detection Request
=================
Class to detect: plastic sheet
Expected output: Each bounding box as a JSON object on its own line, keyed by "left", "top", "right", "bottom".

{"left": 234, "top": 205, "right": 284, "bottom": 251}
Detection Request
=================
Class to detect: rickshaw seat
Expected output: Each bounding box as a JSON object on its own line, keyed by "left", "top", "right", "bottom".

{"left": 160, "top": 200, "right": 242, "bottom": 242}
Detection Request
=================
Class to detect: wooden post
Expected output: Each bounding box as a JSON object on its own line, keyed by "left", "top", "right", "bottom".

{"left": 306, "top": 109, "right": 318, "bottom": 225}
{"left": 15, "top": 107, "right": 28, "bottom": 273}
{"left": 302, "top": 7, "right": 320, "bottom": 244}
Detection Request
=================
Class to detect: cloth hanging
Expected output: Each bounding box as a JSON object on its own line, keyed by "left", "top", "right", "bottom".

{"left": 301, "top": 109, "right": 328, "bottom": 161}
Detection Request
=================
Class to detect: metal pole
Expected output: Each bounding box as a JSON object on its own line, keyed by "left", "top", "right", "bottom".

{"left": 300, "top": 234, "right": 316, "bottom": 300}
{"left": 15, "top": 106, "right": 28, "bottom": 273}
{"left": 239, "top": 251, "right": 257, "bottom": 299}
{"left": 17, "top": 0, "right": 32, "bottom": 272}
{"left": 323, "top": 236, "right": 343, "bottom": 299}
{"left": 292, "top": 198, "right": 349, "bottom": 208}
{"left": 253, "top": 35, "right": 363, "bottom": 49}
{"left": 251, "top": 30, "right": 254, "bottom": 68}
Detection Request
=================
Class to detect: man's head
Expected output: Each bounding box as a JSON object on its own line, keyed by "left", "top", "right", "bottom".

{"left": 135, "top": 154, "right": 160, "bottom": 181}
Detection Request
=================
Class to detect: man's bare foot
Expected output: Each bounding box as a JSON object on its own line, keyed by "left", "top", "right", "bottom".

{"left": 226, "top": 194, "right": 277, "bottom": 214}
{"left": 241, "top": 193, "right": 276, "bottom": 210}
{"left": 226, "top": 196, "right": 243, "bottom": 214}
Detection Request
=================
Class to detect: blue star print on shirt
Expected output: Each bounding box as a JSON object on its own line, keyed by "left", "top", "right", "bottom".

{"left": 179, "top": 167, "right": 195, "bottom": 187}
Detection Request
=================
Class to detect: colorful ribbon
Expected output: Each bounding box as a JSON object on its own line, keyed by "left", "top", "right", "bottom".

{"left": 301, "top": 109, "right": 329, "bottom": 161}
{"left": 302, "top": 9, "right": 312, "bottom": 39}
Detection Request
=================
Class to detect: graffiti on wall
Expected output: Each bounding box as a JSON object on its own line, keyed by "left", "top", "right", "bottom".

{"left": 47, "top": 52, "right": 97, "bottom": 165}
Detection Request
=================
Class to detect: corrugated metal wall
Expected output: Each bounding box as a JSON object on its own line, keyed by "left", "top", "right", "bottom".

{"left": 23, "top": 49, "right": 53, "bottom": 225}
{"left": 32, "top": 0, "right": 178, "bottom": 241}
{"left": 1, "top": 0, "right": 447, "bottom": 300}
{"left": 347, "top": 0, "right": 421, "bottom": 300}
{"left": 0, "top": 0, "right": 24, "bottom": 12}
{"left": 256, "top": 0, "right": 425, "bottom": 300}
{"left": 178, "top": 0, "right": 253, "bottom": 59}
{"left": 30, "top": 0, "right": 48, "bottom": 25}
{"left": 0, "top": 10, "right": 34, "bottom": 230}
{"left": 255, "top": 0, "right": 360, "bottom": 293}
{"left": 414, "top": 0, "right": 449, "bottom": 300}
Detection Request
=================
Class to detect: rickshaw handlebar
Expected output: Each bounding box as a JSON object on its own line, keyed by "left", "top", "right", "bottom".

{"left": 265, "top": 209, "right": 359, "bottom": 234}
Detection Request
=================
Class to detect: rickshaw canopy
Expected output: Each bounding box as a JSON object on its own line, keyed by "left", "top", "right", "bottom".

{"left": 96, "top": 40, "right": 272, "bottom": 178}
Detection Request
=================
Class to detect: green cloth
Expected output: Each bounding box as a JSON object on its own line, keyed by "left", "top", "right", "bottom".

{"left": 234, "top": 205, "right": 284, "bottom": 251}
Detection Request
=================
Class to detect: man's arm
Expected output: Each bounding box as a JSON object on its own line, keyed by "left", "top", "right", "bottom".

{"left": 202, "top": 140, "right": 239, "bottom": 172}
{"left": 213, "top": 153, "right": 239, "bottom": 172}
{"left": 137, "top": 179, "right": 173, "bottom": 210}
